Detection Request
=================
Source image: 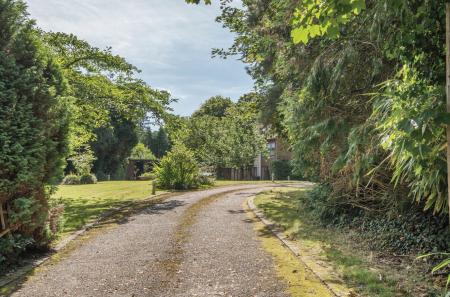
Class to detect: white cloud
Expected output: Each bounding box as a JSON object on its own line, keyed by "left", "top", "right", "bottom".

{"left": 26, "top": 0, "right": 253, "bottom": 116}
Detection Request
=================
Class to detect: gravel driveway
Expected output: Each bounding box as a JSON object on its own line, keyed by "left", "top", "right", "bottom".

{"left": 8, "top": 184, "right": 302, "bottom": 297}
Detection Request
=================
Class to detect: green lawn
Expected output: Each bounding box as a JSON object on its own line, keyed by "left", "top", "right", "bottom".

{"left": 51, "top": 180, "right": 167, "bottom": 235}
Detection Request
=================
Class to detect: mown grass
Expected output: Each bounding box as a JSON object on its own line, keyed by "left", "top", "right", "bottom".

{"left": 254, "top": 188, "right": 441, "bottom": 297}
{"left": 51, "top": 180, "right": 167, "bottom": 236}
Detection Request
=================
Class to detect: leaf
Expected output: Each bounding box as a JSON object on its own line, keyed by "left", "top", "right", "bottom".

{"left": 432, "top": 258, "right": 450, "bottom": 273}
{"left": 291, "top": 27, "right": 309, "bottom": 44}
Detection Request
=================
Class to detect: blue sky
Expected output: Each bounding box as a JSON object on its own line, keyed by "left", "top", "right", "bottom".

{"left": 26, "top": 0, "right": 253, "bottom": 116}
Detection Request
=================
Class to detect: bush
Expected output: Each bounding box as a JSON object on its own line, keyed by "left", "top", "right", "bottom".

{"left": 62, "top": 174, "right": 81, "bottom": 185}
{"left": 80, "top": 174, "right": 97, "bottom": 184}
{"left": 0, "top": 0, "right": 69, "bottom": 265}
{"left": 302, "top": 184, "right": 450, "bottom": 254}
{"left": 198, "top": 174, "right": 215, "bottom": 186}
{"left": 138, "top": 172, "right": 156, "bottom": 181}
{"left": 154, "top": 144, "right": 200, "bottom": 190}
{"left": 271, "top": 160, "right": 292, "bottom": 180}
{"left": 95, "top": 171, "right": 109, "bottom": 181}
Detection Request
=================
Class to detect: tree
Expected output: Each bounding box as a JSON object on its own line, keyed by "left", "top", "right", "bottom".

{"left": 91, "top": 114, "right": 138, "bottom": 179}
{"left": 130, "top": 143, "right": 156, "bottom": 160}
{"left": 0, "top": 0, "right": 69, "bottom": 264}
{"left": 222, "top": 101, "right": 267, "bottom": 168}
{"left": 153, "top": 127, "right": 171, "bottom": 158}
{"left": 192, "top": 95, "right": 234, "bottom": 118}
{"left": 216, "top": 0, "right": 449, "bottom": 217}
{"left": 42, "top": 32, "right": 172, "bottom": 155}
{"left": 178, "top": 97, "right": 266, "bottom": 170}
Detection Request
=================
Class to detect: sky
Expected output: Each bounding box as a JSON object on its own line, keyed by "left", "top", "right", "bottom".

{"left": 25, "top": 0, "right": 253, "bottom": 116}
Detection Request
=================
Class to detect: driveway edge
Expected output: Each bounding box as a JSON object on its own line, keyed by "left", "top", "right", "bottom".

{"left": 247, "top": 195, "right": 352, "bottom": 297}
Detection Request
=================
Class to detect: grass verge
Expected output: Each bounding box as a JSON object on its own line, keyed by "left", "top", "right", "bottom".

{"left": 254, "top": 187, "right": 444, "bottom": 297}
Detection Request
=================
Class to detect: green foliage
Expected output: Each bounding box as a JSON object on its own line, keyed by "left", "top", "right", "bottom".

{"left": 138, "top": 172, "right": 156, "bottom": 181}
{"left": 130, "top": 143, "right": 156, "bottom": 160}
{"left": 372, "top": 68, "right": 447, "bottom": 214}
{"left": 0, "top": 0, "right": 69, "bottom": 263}
{"left": 303, "top": 184, "right": 450, "bottom": 255}
{"left": 62, "top": 174, "right": 81, "bottom": 185}
{"left": 154, "top": 143, "right": 200, "bottom": 190}
{"left": 69, "top": 147, "right": 96, "bottom": 176}
{"left": 92, "top": 113, "right": 138, "bottom": 180}
{"left": 178, "top": 99, "right": 266, "bottom": 170}
{"left": 0, "top": 234, "right": 34, "bottom": 271}
{"left": 271, "top": 160, "right": 292, "bottom": 180}
{"left": 61, "top": 173, "right": 97, "bottom": 185}
{"left": 291, "top": 0, "right": 366, "bottom": 44}
{"left": 192, "top": 95, "right": 234, "bottom": 118}
{"left": 80, "top": 174, "right": 98, "bottom": 185}
{"left": 217, "top": 0, "right": 449, "bottom": 217}
{"left": 42, "top": 31, "right": 172, "bottom": 155}
{"left": 146, "top": 127, "right": 171, "bottom": 158}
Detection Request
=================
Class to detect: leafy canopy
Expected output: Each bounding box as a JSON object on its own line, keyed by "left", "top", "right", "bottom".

{"left": 43, "top": 32, "right": 172, "bottom": 152}
{"left": 291, "top": 0, "right": 366, "bottom": 44}
{"left": 130, "top": 143, "right": 156, "bottom": 160}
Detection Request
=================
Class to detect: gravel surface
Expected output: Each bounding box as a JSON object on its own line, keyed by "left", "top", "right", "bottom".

{"left": 8, "top": 184, "right": 293, "bottom": 297}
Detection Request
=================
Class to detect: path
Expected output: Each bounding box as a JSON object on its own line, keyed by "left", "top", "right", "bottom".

{"left": 7, "top": 184, "right": 329, "bottom": 297}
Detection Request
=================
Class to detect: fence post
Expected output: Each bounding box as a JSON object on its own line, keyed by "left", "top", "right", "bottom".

{"left": 152, "top": 180, "right": 156, "bottom": 195}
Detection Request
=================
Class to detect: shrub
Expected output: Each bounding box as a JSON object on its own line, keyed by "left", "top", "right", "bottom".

{"left": 95, "top": 171, "right": 109, "bottom": 181}
{"left": 80, "top": 174, "right": 97, "bottom": 184}
{"left": 154, "top": 144, "right": 200, "bottom": 190}
{"left": 271, "top": 160, "right": 292, "bottom": 180}
{"left": 198, "top": 174, "right": 215, "bottom": 186}
{"left": 138, "top": 172, "right": 156, "bottom": 181}
{"left": 62, "top": 174, "right": 81, "bottom": 185}
{"left": 302, "top": 184, "right": 450, "bottom": 254}
{"left": 199, "top": 168, "right": 215, "bottom": 186}
{"left": 0, "top": 0, "right": 69, "bottom": 265}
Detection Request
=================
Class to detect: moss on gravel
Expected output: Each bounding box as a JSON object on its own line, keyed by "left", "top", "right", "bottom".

{"left": 253, "top": 188, "right": 442, "bottom": 297}
{"left": 244, "top": 200, "right": 334, "bottom": 297}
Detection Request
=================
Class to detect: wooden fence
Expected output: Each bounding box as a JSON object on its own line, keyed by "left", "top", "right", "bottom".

{"left": 216, "top": 166, "right": 269, "bottom": 180}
